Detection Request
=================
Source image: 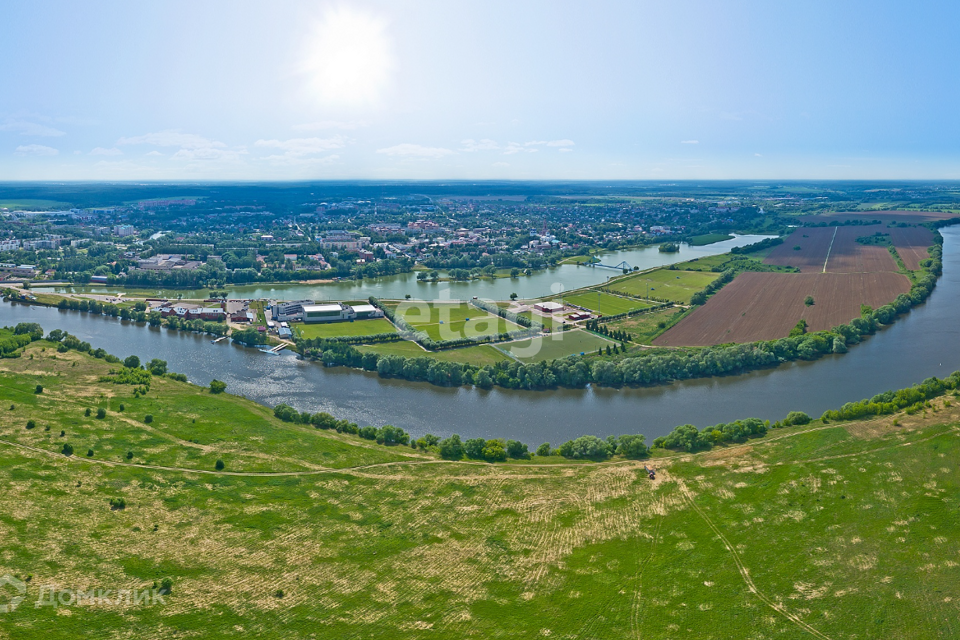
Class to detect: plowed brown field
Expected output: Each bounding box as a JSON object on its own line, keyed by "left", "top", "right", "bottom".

{"left": 798, "top": 210, "right": 957, "bottom": 224}
{"left": 654, "top": 271, "right": 912, "bottom": 346}
{"left": 887, "top": 226, "right": 934, "bottom": 270}
{"left": 765, "top": 224, "right": 927, "bottom": 273}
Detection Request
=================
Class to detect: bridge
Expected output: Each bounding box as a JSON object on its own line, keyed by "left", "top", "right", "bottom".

{"left": 587, "top": 260, "right": 631, "bottom": 270}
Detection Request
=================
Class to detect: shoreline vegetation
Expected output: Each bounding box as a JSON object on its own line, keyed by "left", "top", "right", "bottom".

{"left": 2, "top": 224, "right": 951, "bottom": 392}
{"left": 5, "top": 321, "right": 960, "bottom": 463}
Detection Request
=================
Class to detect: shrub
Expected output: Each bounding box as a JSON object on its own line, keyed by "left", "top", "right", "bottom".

{"left": 96, "top": 407, "right": 106, "bottom": 419}
{"left": 535, "top": 443, "right": 551, "bottom": 457}
{"left": 215, "top": 459, "right": 225, "bottom": 471}
{"left": 123, "top": 355, "right": 141, "bottom": 369}
{"left": 783, "top": 411, "right": 812, "bottom": 426}
{"left": 84, "top": 407, "right": 91, "bottom": 417}
{"left": 25, "top": 420, "right": 36, "bottom": 430}
{"left": 8, "top": 404, "right": 14, "bottom": 410}
{"left": 126, "top": 451, "right": 133, "bottom": 459}
{"left": 59, "top": 430, "right": 65, "bottom": 437}
{"left": 118, "top": 403, "right": 125, "bottom": 412}
{"left": 61, "top": 443, "right": 74, "bottom": 456}
{"left": 109, "top": 497, "right": 125, "bottom": 510}
{"left": 144, "top": 415, "right": 153, "bottom": 424}
{"left": 34, "top": 385, "right": 43, "bottom": 394}
{"left": 86, "top": 449, "right": 94, "bottom": 457}
{"left": 506, "top": 440, "right": 530, "bottom": 459}
{"left": 209, "top": 379, "right": 227, "bottom": 394}
{"left": 158, "top": 578, "right": 173, "bottom": 595}
{"left": 439, "top": 434, "right": 465, "bottom": 460}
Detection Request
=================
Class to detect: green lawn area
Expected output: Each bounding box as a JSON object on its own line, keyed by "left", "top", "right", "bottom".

{"left": 560, "top": 254, "right": 599, "bottom": 264}
{"left": 357, "top": 340, "right": 511, "bottom": 365}
{"left": 670, "top": 254, "right": 732, "bottom": 272}
{"left": 601, "top": 306, "right": 691, "bottom": 344}
{"left": 389, "top": 301, "right": 520, "bottom": 341}
{"left": 562, "top": 291, "right": 651, "bottom": 315}
{"left": 293, "top": 318, "right": 396, "bottom": 339}
{"left": 502, "top": 329, "right": 614, "bottom": 362}
{"left": 611, "top": 268, "right": 719, "bottom": 303}
{"left": 688, "top": 233, "right": 734, "bottom": 246}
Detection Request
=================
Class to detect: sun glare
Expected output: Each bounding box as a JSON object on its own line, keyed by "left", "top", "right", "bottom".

{"left": 302, "top": 7, "right": 395, "bottom": 109}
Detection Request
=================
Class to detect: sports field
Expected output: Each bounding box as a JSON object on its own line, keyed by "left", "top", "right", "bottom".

{"left": 356, "top": 340, "right": 511, "bottom": 366}
{"left": 503, "top": 328, "right": 614, "bottom": 362}
{"left": 391, "top": 301, "right": 521, "bottom": 341}
{"left": 562, "top": 291, "right": 650, "bottom": 315}
{"left": 612, "top": 269, "right": 720, "bottom": 303}
{"left": 293, "top": 318, "right": 396, "bottom": 339}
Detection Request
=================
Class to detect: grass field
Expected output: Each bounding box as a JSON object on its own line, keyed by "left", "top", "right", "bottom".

{"left": 688, "top": 233, "right": 734, "bottom": 246}
{"left": 389, "top": 301, "right": 521, "bottom": 341}
{"left": 612, "top": 268, "right": 720, "bottom": 303}
{"left": 602, "top": 306, "right": 691, "bottom": 344}
{"left": 518, "top": 310, "right": 564, "bottom": 330}
{"left": 356, "top": 340, "right": 511, "bottom": 366}
{"left": 502, "top": 328, "right": 614, "bottom": 361}
{"left": 293, "top": 318, "right": 396, "bottom": 339}
{"left": 562, "top": 290, "right": 651, "bottom": 315}
{"left": 1, "top": 345, "right": 959, "bottom": 638}
{"left": 672, "top": 253, "right": 742, "bottom": 272}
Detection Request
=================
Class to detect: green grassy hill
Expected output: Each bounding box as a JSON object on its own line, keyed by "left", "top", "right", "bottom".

{"left": 0, "top": 343, "right": 958, "bottom": 638}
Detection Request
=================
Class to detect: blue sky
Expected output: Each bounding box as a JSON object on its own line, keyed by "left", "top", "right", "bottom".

{"left": 2, "top": 0, "right": 959, "bottom": 180}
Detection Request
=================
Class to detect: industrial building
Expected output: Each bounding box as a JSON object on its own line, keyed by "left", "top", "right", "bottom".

{"left": 271, "top": 300, "right": 384, "bottom": 324}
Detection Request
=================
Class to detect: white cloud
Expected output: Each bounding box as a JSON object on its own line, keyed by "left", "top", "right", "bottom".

{"left": 492, "top": 162, "right": 510, "bottom": 167}
{"left": 755, "top": 153, "right": 763, "bottom": 157}
{"left": 680, "top": 140, "right": 699, "bottom": 144}
{"left": 170, "top": 147, "right": 247, "bottom": 162}
{"left": 15, "top": 144, "right": 59, "bottom": 156}
{"left": 558, "top": 148, "right": 574, "bottom": 153}
{"left": 292, "top": 120, "right": 366, "bottom": 131}
{"left": 503, "top": 142, "right": 537, "bottom": 155}
{"left": 117, "top": 131, "right": 225, "bottom": 149}
{"left": 254, "top": 136, "right": 347, "bottom": 157}
{"left": 144, "top": 150, "right": 164, "bottom": 157}
{"left": 524, "top": 139, "right": 575, "bottom": 148}
{"left": 261, "top": 154, "right": 340, "bottom": 167}
{"left": 90, "top": 147, "right": 122, "bottom": 156}
{"left": 460, "top": 138, "right": 500, "bottom": 152}
{"left": 376, "top": 144, "right": 455, "bottom": 158}
{"left": 0, "top": 118, "right": 65, "bottom": 137}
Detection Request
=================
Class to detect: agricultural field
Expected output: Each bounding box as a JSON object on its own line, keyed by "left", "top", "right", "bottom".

{"left": 797, "top": 209, "right": 959, "bottom": 224}
{"left": 293, "top": 317, "right": 396, "bottom": 339}
{"left": 602, "top": 306, "right": 691, "bottom": 344}
{"left": 388, "top": 301, "right": 521, "bottom": 341}
{"left": 562, "top": 290, "right": 651, "bottom": 315}
{"left": 611, "top": 268, "right": 720, "bottom": 303}
{"left": 2, "top": 345, "right": 960, "bottom": 638}
{"left": 765, "top": 225, "right": 932, "bottom": 274}
{"left": 356, "top": 340, "right": 511, "bottom": 366}
{"left": 655, "top": 271, "right": 911, "bottom": 346}
{"left": 502, "top": 328, "right": 614, "bottom": 362}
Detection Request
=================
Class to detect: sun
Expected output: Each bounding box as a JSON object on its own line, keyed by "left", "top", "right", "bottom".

{"left": 302, "top": 7, "right": 395, "bottom": 109}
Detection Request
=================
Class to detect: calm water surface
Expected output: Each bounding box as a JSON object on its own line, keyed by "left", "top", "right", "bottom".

{"left": 6, "top": 228, "right": 959, "bottom": 446}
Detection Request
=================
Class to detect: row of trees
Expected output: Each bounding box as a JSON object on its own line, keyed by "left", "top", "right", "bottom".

{"left": 54, "top": 298, "right": 228, "bottom": 337}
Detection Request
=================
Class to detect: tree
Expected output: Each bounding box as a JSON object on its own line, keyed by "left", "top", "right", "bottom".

{"left": 464, "top": 437, "right": 486, "bottom": 459}
{"left": 556, "top": 435, "right": 612, "bottom": 459}
{"left": 783, "top": 411, "right": 812, "bottom": 426}
{"left": 62, "top": 443, "right": 74, "bottom": 456}
{"left": 109, "top": 497, "right": 126, "bottom": 510}
{"left": 535, "top": 442, "right": 551, "bottom": 457}
{"left": 804, "top": 295, "right": 815, "bottom": 306}
{"left": 482, "top": 440, "right": 507, "bottom": 462}
{"left": 144, "top": 415, "right": 153, "bottom": 424}
{"left": 209, "top": 379, "right": 227, "bottom": 394}
{"left": 123, "top": 355, "right": 141, "bottom": 369}
{"left": 34, "top": 385, "right": 42, "bottom": 394}
{"left": 615, "top": 434, "right": 648, "bottom": 459}
{"left": 25, "top": 420, "right": 35, "bottom": 430}
{"left": 215, "top": 459, "right": 225, "bottom": 471}
{"left": 147, "top": 358, "right": 168, "bottom": 375}
{"left": 126, "top": 451, "right": 134, "bottom": 459}
{"left": 439, "top": 434, "right": 464, "bottom": 460}
{"left": 510, "top": 292, "right": 518, "bottom": 300}
{"left": 96, "top": 407, "right": 106, "bottom": 419}
{"left": 506, "top": 440, "right": 529, "bottom": 459}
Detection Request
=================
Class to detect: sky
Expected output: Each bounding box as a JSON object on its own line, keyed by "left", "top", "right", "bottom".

{"left": 2, "top": 0, "right": 959, "bottom": 181}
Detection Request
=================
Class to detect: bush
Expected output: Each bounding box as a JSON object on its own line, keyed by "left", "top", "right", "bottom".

{"left": 783, "top": 411, "right": 812, "bottom": 426}
{"left": 556, "top": 435, "right": 612, "bottom": 459}
{"left": 34, "top": 385, "right": 43, "bottom": 394}
{"left": 209, "top": 379, "right": 227, "bottom": 394}
{"left": 506, "top": 440, "right": 530, "bottom": 459}
{"left": 126, "top": 451, "right": 133, "bottom": 459}
{"left": 144, "top": 415, "right": 153, "bottom": 424}
{"left": 86, "top": 449, "right": 94, "bottom": 457}
{"left": 96, "top": 407, "right": 106, "bottom": 419}
{"left": 535, "top": 443, "right": 551, "bottom": 457}
{"left": 84, "top": 407, "right": 91, "bottom": 417}
{"left": 215, "top": 459, "right": 225, "bottom": 471}
{"left": 123, "top": 355, "right": 141, "bottom": 369}
{"left": 25, "top": 420, "right": 36, "bottom": 430}
{"left": 62, "top": 443, "right": 74, "bottom": 456}
{"left": 439, "top": 434, "right": 465, "bottom": 460}
{"left": 109, "top": 497, "right": 126, "bottom": 510}
{"left": 158, "top": 578, "right": 173, "bottom": 595}
{"left": 118, "top": 403, "right": 125, "bottom": 412}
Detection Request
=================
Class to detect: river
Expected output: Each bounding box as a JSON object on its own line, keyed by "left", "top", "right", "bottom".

{"left": 5, "top": 228, "right": 959, "bottom": 446}
{"left": 34, "top": 235, "right": 771, "bottom": 301}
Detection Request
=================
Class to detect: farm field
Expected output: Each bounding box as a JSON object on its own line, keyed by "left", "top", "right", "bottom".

{"left": 2, "top": 344, "right": 960, "bottom": 638}
{"left": 293, "top": 318, "right": 396, "bottom": 339}
{"left": 765, "top": 225, "right": 932, "bottom": 274}
{"left": 502, "top": 328, "right": 614, "bottom": 362}
{"left": 611, "top": 268, "right": 719, "bottom": 303}
{"left": 654, "top": 271, "right": 912, "bottom": 346}
{"left": 562, "top": 290, "right": 650, "bottom": 315}
{"left": 797, "top": 209, "right": 959, "bottom": 224}
{"left": 388, "top": 301, "right": 521, "bottom": 341}
{"left": 356, "top": 340, "right": 511, "bottom": 366}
